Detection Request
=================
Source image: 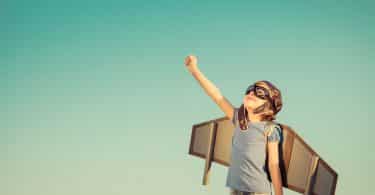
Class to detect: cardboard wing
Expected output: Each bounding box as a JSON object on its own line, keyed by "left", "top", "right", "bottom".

{"left": 188, "top": 116, "right": 338, "bottom": 195}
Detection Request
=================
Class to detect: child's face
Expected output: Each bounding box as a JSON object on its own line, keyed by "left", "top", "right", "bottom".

{"left": 243, "top": 90, "right": 268, "bottom": 111}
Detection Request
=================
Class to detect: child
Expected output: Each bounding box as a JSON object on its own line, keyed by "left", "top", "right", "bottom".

{"left": 184, "top": 55, "right": 283, "bottom": 195}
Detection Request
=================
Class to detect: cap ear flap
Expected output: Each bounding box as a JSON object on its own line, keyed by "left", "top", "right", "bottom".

{"left": 238, "top": 104, "right": 248, "bottom": 130}
{"left": 253, "top": 102, "right": 268, "bottom": 114}
{"left": 253, "top": 102, "right": 276, "bottom": 121}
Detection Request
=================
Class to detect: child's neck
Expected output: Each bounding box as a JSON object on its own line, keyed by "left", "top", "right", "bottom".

{"left": 247, "top": 111, "right": 263, "bottom": 122}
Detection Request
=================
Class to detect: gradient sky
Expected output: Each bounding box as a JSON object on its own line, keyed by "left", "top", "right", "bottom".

{"left": 1, "top": 1, "right": 374, "bottom": 195}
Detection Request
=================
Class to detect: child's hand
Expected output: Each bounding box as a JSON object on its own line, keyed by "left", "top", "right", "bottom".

{"left": 184, "top": 55, "right": 198, "bottom": 73}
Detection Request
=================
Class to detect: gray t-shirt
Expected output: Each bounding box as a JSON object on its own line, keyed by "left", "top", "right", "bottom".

{"left": 226, "top": 107, "right": 282, "bottom": 193}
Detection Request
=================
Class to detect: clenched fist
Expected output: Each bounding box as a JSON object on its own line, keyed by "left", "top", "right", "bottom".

{"left": 184, "top": 55, "right": 198, "bottom": 73}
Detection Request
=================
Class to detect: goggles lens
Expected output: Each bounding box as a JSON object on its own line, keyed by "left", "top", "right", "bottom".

{"left": 245, "top": 85, "right": 268, "bottom": 100}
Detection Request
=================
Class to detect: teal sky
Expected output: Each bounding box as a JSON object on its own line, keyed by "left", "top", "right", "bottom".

{"left": 1, "top": 1, "right": 374, "bottom": 194}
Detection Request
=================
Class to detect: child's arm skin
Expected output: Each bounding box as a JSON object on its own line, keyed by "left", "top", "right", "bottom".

{"left": 184, "top": 55, "right": 235, "bottom": 121}
{"left": 267, "top": 142, "right": 284, "bottom": 195}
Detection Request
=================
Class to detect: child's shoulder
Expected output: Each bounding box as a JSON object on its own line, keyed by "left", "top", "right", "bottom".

{"left": 264, "top": 121, "right": 282, "bottom": 141}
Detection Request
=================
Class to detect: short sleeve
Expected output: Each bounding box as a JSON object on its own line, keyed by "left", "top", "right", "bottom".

{"left": 267, "top": 124, "right": 282, "bottom": 142}
{"left": 231, "top": 107, "right": 239, "bottom": 127}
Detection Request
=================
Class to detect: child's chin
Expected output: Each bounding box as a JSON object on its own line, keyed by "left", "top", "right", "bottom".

{"left": 243, "top": 104, "right": 253, "bottom": 110}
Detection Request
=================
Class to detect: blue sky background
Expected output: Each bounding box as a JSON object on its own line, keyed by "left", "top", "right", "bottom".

{"left": 1, "top": 0, "right": 374, "bottom": 194}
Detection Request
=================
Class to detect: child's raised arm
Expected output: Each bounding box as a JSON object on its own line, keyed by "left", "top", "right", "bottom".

{"left": 184, "top": 55, "right": 235, "bottom": 121}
